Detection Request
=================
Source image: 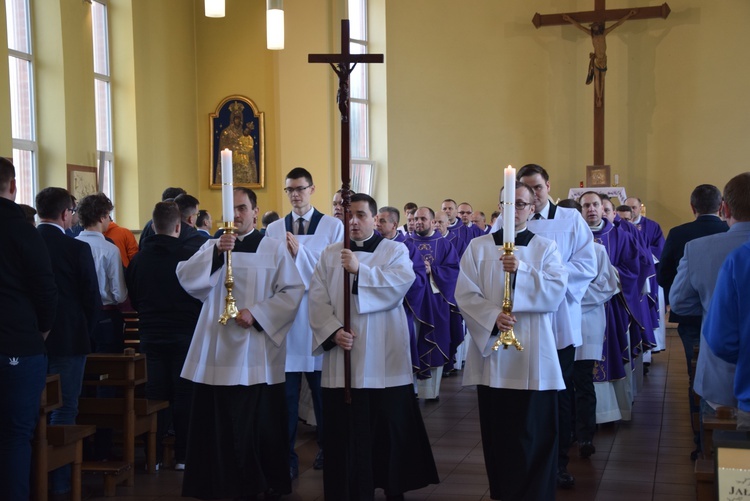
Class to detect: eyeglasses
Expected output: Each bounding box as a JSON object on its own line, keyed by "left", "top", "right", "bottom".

{"left": 514, "top": 202, "right": 533, "bottom": 210}
{"left": 284, "top": 185, "right": 312, "bottom": 195}
{"left": 67, "top": 208, "right": 77, "bottom": 214}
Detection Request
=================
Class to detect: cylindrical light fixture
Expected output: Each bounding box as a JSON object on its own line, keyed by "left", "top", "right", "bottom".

{"left": 267, "top": 0, "right": 284, "bottom": 50}
{"left": 205, "top": 0, "right": 225, "bottom": 18}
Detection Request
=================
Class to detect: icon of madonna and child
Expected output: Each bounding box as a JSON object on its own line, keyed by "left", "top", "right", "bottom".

{"left": 212, "top": 99, "right": 263, "bottom": 187}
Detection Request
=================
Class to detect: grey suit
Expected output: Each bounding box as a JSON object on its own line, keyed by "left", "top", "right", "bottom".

{"left": 670, "top": 221, "right": 750, "bottom": 406}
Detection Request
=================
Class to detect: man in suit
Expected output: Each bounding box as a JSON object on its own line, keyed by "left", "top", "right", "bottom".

{"left": 36, "top": 187, "right": 102, "bottom": 496}
{"left": 657, "top": 184, "right": 728, "bottom": 455}
{"left": 670, "top": 172, "right": 750, "bottom": 436}
{"left": 0, "top": 158, "right": 58, "bottom": 500}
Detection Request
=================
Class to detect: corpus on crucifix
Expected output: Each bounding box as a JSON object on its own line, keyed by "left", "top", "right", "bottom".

{"left": 533, "top": 1, "right": 671, "bottom": 167}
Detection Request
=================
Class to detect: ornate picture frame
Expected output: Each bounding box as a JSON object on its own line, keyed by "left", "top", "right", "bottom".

{"left": 586, "top": 165, "right": 611, "bottom": 188}
{"left": 209, "top": 95, "right": 265, "bottom": 189}
{"left": 67, "top": 164, "right": 98, "bottom": 201}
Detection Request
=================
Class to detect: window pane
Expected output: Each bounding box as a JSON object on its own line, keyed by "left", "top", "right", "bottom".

{"left": 99, "top": 155, "right": 113, "bottom": 201}
{"left": 91, "top": 1, "right": 109, "bottom": 76}
{"left": 8, "top": 56, "right": 34, "bottom": 140}
{"left": 350, "top": 101, "right": 368, "bottom": 159}
{"left": 94, "top": 79, "right": 112, "bottom": 151}
{"left": 348, "top": 0, "right": 366, "bottom": 41}
{"left": 350, "top": 43, "right": 367, "bottom": 100}
{"left": 12, "top": 148, "right": 34, "bottom": 206}
{"left": 351, "top": 162, "right": 373, "bottom": 195}
{"left": 5, "top": 0, "right": 31, "bottom": 54}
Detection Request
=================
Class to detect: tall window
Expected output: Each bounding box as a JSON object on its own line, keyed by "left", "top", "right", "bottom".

{"left": 348, "top": 0, "right": 374, "bottom": 194}
{"left": 92, "top": 0, "right": 113, "bottom": 199}
{"left": 5, "top": 0, "right": 37, "bottom": 205}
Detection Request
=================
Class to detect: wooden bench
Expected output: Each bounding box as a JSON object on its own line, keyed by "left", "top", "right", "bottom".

{"left": 701, "top": 408, "right": 737, "bottom": 460}
{"left": 78, "top": 353, "right": 168, "bottom": 494}
{"left": 122, "top": 311, "right": 140, "bottom": 351}
{"left": 694, "top": 458, "right": 714, "bottom": 501}
{"left": 80, "top": 461, "right": 132, "bottom": 497}
{"left": 32, "top": 375, "right": 97, "bottom": 501}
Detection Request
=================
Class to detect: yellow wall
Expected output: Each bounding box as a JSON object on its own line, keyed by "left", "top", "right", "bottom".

{"left": 4, "top": 0, "right": 750, "bottom": 232}
{"left": 385, "top": 0, "right": 750, "bottom": 230}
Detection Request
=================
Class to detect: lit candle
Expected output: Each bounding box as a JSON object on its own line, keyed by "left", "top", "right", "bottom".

{"left": 503, "top": 165, "right": 515, "bottom": 245}
{"left": 221, "top": 149, "right": 233, "bottom": 224}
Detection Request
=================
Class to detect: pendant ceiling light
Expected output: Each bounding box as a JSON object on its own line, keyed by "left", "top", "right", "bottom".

{"left": 266, "top": 0, "right": 285, "bottom": 50}
{"left": 205, "top": 0, "right": 225, "bottom": 18}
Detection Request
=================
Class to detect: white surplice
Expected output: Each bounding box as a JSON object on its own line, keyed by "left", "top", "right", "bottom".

{"left": 526, "top": 208, "right": 597, "bottom": 349}
{"left": 309, "top": 238, "right": 416, "bottom": 389}
{"left": 576, "top": 243, "right": 619, "bottom": 361}
{"left": 266, "top": 212, "right": 343, "bottom": 372}
{"left": 457, "top": 232, "right": 568, "bottom": 391}
{"left": 176, "top": 237, "right": 304, "bottom": 386}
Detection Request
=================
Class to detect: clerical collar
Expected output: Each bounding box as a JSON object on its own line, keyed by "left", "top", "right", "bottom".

{"left": 38, "top": 221, "right": 65, "bottom": 233}
{"left": 515, "top": 224, "right": 528, "bottom": 234}
{"left": 448, "top": 219, "right": 460, "bottom": 228}
{"left": 237, "top": 228, "right": 255, "bottom": 241}
{"left": 589, "top": 220, "right": 605, "bottom": 232}
{"left": 492, "top": 228, "right": 534, "bottom": 247}
{"left": 351, "top": 232, "right": 384, "bottom": 253}
{"left": 352, "top": 231, "right": 376, "bottom": 247}
{"left": 632, "top": 215, "right": 642, "bottom": 224}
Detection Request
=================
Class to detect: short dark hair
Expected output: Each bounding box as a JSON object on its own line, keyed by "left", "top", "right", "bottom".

{"left": 379, "top": 206, "right": 400, "bottom": 224}
{"left": 351, "top": 193, "right": 377, "bottom": 217}
{"left": 19, "top": 204, "right": 36, "bottom": 225}
{"left": 442, "top": 199, "right": 457, "bottom": 207}
{"left": 0, "top": 157, "right": 15, "bottom": 193}
{"left": 418, "top": 206, "right": 435, "bottom": 220}
{"left": 286, "top": 167, "right": 313, "bottom": 186}
{"left": 152, "top": 202, "right": 181, "bottom": 234}
{"left": 616, "top": 205, "right": 632, "bottom": 213}
{"left": 600, "top": 193, "right": 611, "bottom": 200}
{"left": 262, "top": 211, "right": 280, "bottom": 226}
{"left": 517, "top": 164, "right": 550, "bottom": 182}
{"left": 234, "top": 187, "right": 258, "bottom": 210}
{"left": 558, "top": 198, "right": 582, "bottom": 213}
{"left": 690, "top": 184, "right": 722, "bottom": 215}
{"left": 403, "top": 202, "right": 418, "bottom": 213}
{"left": 77, "top": 193, "right": 114, "bottom": 228}
{"left": 162, "top": 187, "right": 186, "bottom": 201}
{"left": 579, "top": 191, "right": 603, "bottom": 203}
{"left": 36, "top": 187, "right": 73, "bottom": 219}
{"left": 724, "top": 172, "right": 750, "bottom": 221}
{"left": 196, "top": 209, "right": 211, "bottom": 228}
{"left": 174, "top": 193, "right": 200, "bottom": 222}
{"left": 491, "top": 210, "right": 501, "bottom": 221}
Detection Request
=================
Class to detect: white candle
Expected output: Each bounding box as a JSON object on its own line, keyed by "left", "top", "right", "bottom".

{"left": 221, "top": 149, "right": 233, "bottom": 224}
{"left": 503, "top": 165, "right": 515, "bottom": 245}
{"left": 614, "top": 174, "right": 619, "bottom": 186}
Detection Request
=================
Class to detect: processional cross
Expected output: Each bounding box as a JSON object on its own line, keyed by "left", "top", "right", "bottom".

{"left": 533, "top": 1, "right": 670, "bottom": 167}
{"left": 309, "top": 20, "right": 384, "bottom": 404}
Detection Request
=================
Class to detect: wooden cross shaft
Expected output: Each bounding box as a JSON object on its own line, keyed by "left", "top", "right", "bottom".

{"left": 309, "top": 19, "right": 384, "bottom": 404}
{"left": 532, "top": 1, "right": 670, "bottom": 168}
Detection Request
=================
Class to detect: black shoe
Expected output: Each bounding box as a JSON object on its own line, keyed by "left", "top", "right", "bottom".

{"left": 290, "top": 465, "right": 298, "bottom": 480}
{"left": 264, "top": 488, "right": 282, "bottom": 500}
{"left": 313, "top": 449, "right": 324, "bottom": 470}
{"left": 557, "top": 468, "right": 575, "bottom": 488}
{"left": 385, "top": 494, "right": 405, "bottom": 501}
{"left": 579, "top": 441, "right": 595, "bottom": 458}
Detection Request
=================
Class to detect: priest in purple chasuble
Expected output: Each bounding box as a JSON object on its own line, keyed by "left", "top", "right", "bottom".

{"left": 407, "top": 207, "right": 459, "bottom": 381}
{"left": 377, "top": 207, "right": 433, "bottom": 374}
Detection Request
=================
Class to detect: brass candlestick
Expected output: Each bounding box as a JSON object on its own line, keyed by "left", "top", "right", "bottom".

{"left": 218, "top": 221, "right": 239, "bottom": 325}
{"left": 492, "top": 242, "right": 524, "bottom": 351}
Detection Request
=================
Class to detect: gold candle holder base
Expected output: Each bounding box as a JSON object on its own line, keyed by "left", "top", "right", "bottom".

{"left": 492, "top": 242, "right": 524, "bottom": 352}
{"left": 218, "top": 221, "right": 239, "bottom": 325}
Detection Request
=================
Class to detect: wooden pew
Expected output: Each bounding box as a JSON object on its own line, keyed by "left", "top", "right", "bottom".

{"left": 32, "top": 375, "right": 97, "bottom": 501}
{"left": 77, "top": 353, "right": 168, "bottom": 495}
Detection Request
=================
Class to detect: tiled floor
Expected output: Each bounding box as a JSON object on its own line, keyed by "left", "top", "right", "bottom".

{"left": 83, "top": 329, "right": 697, "bottom": 500}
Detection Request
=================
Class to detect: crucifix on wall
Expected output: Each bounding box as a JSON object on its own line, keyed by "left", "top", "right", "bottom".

{"left": 533, "top": 1, "right": 670, "bottom": 168}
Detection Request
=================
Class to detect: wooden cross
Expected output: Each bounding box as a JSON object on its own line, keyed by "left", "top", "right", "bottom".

{"left": 533, "top": 1, "right": 670, "bottom": 167}
{"left": 309, "top": 20, "right": 383, "bottom": 404}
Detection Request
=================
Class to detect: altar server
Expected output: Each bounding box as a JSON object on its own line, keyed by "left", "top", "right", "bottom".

{"left": 458, "top": 182, "right": 568, "bottom": 500}
{"left": 177, "top": 187, "right": 304, "bottom": 500}
{"left": 309, "top": 193, "right": 439, "bottom": 501}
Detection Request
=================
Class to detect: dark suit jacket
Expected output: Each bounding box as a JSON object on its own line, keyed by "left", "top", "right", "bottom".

{"left": 657, "top": 214, "right": 728, "bottom": 323}
{"left": 38, "top": 223, "right": 102, "bottom": 356}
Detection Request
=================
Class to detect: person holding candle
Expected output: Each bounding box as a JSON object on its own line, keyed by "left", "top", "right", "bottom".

{"left": 457, "top": 180, "right": 568, "bottom": 500}
{"left": 177, "top": 187, "right": 305, "bottom": 500}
